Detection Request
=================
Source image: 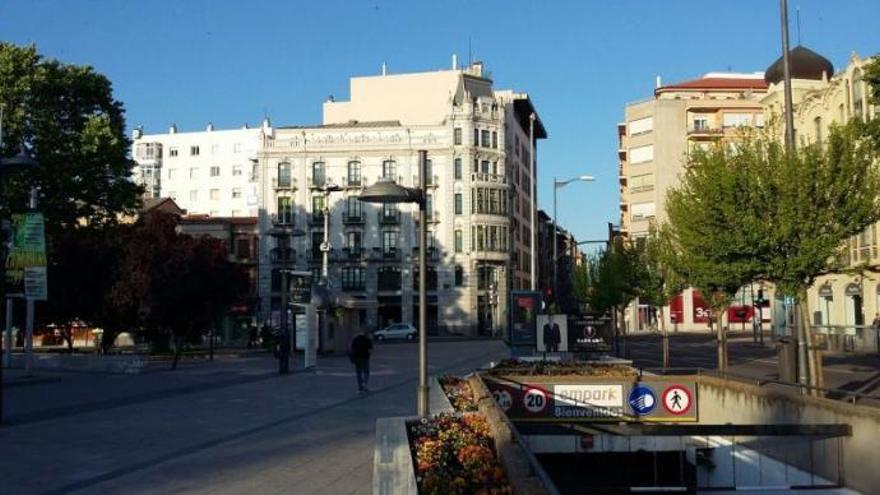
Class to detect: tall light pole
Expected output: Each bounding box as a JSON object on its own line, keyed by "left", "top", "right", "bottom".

{"left": 268, "top": 225, "right": 305, "bottom": 374}
{"left": 552, "top": 175, "right": 595, "bottom": 302}
{"left": 359, "top": 150, "right": 429, "bottom": 417}
{"left": 0, "top": 142, "right": 40, "bottom": 425}
{"left": 319, "top": 184, "right": 344, "bottom": 283}
{"left": 529, "top": 113, "right": 537, "bottom": 291}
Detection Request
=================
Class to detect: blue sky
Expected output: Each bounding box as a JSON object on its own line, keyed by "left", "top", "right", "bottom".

{"left": 2, "top": 0, "right": 878, "bottom": 244}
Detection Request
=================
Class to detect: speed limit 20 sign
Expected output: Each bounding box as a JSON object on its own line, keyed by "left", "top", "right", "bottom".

{"left": 522, "top": 387, "right": 548, "bottom": 413}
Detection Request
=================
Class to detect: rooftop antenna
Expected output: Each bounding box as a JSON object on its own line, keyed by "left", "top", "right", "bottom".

{"left": 796, "top": 5, "right": 801, "bottom": 45}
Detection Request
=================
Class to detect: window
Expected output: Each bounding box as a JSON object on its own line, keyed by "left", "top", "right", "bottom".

{"left": 412, "top": 267, "right": 438, "bottom": 291}
{"left": 211, "top": 144, "right": 220, "bottom": 155}
{"left": 454, "top": 230, "right": 463, "bottom": 253}
{"left": 189, "top": 167, "right": 198, "bottom": 179}
{"left": 168, "top": 168, "right": 176, "bottom": 179}
{"left": 190, "top": 146, "right": 200, "bottom": 156}
{"left": 347, "top": 161, "right": 361, "bottom": 186}
{"left": 209, "top": 189, "right": 220, "bottom": 200}
{"left": 454, "top": 158, "right": 462, "bottom": 180}
{"left": 454, "top": 193, "right": 463, "bottom": 215}
{"left": 473, "top": 188, "right": 508, "bottom": 215}
{"left": 210, "top": 166, "right": 220, "bottom": 177}
{"left": 722, "top": 113, "right": 753, "bottom": 128}
{"left": 189, "top": 190, "right": 198, "bottom": 201}
{"left": 312, "top": 162, "right": 325, "bottom": 187}
{"left": 277, "top": 162, "right": 291, "bottom": 187}
{"left": 471, "top": 225, "right": 508, "bottom": 252}
{"left": 423, "top": 159, "right": 433, "bottom": 186}
{"left": 382, "top": 230, "right": 398, "bottom": 254}
{"left": 341, "top": 267, "right": 365, "bottom": 291}
{"left": 454, "top": 266, "right": 464, "bottom": 287}
{"left": 232, "top": 165, "right": 242, "bottom": 176}
{"left": 628, "top": 116, "right": 653, "bottom": 136}
{"left": 232, "top": 188, "right": 242, "bottom": 199}
{"left": 312, "top": 195, "right": 325, "bottom": 220}
{"left": 474, "top": 128, "right": 479, "bottom": 146}
{"left": 236, "top": 238, "right": 251, "bottom": 259}
{"left": 382, "top": 202, "right": 397, "bottom": 221}
{"left": 311, "top": 232, "right": 323, "bottom": 259}
{"left": 454, "top": 127, "right": 462, "bottom": 145}
{"left": 169, "top": 147, "right": 179, "bottom": 157}
{"left": 346, "top": 231, "right": 362, "bottom": 251}
{"left": 277, "top": 197, "right": 293, "bottom": 224}
{"left": 492, "top": 131, "right": 498, "bottom": 149}
{"left": 629, "top": 145, "right": 654, "bottom": 164}
{"left": 473, "top": 158, "right": 479, "bottom": 173}
{"left": 233, "top": 143, "right": 242, "bottom": 153}
{"left": 630, "top": 174, "right": 655, "bottom": 193}
{"left": 631, "top": 202, "right": 656, "bottom": 221}
{"left": 426, "top": 194, "right": 433, "bottom": 220}
{"left": 346, "top": 196, "right": 362, "bottom": 219}
{"left": 481, "top": 130, "right": 490, "bottom": 147}
{"left": 477, "top": 265, "right": 494, "bottom": 290}
{"left": 692, "top": 116, "right": 710, "bottom": 131}
{"left": 814, "top": 117, "right": 823, "bottom": 145}
{"left": 382, "top": 160, "right": 396, "bottom": 179}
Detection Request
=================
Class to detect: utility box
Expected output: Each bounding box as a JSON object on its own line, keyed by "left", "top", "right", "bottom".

{"left": 776, "top": 338, "right": 798, "bottom": 382}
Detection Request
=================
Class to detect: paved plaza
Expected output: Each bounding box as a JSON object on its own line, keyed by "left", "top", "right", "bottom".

{"left": 0, "top": 340, "right": 508, "bottom": 495}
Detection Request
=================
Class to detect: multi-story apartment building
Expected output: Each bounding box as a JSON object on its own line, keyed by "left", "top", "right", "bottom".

{"left": 618, "top": 72, "right": 768, "bottom": 329}
{"left": 258, "top": 61, "right": 545, "bottom": 337}
{"left": 132, "top": 123, "right": 268, "bottom": 217}
{"left": 763, "top": 48, "right": 879, "bottom": 334}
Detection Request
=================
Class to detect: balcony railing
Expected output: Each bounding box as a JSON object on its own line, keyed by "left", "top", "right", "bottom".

{"left": 273, "top": 177, "right": 297, "bottom": 190}
{"left": 271, "top": 213, "right": 295, "bottom": 226}
{"left": 342, "top": 176, "right": 364, "bottom": 188}
{"left": 378, "top": 211, "right": 400, "bottom": 224}
{"left": 308, "top": 177, "right": 328, "bottom": 189}
{"left": 415, "top": 211, "right": 439, "bottom": 224}
{"left": 412, "top": 175, "right": 440, "bottom": 187}
{"left": 343, "top": 213, "right": 365, "bottom": 225}
{"left": 687, "top": 126, "right": 724, "bottom": 136}
{"left": 309, "top": 213, "right": 326, "bottom": 225}
{"left": 471, "top": 172, "right": 506, "bottom": 184}
{"left": 342, "top": 247, "right": 363, "bottom": 260}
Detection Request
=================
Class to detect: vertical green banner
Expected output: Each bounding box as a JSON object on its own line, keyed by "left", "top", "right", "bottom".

{"left": 4, "top": 212, "right": 48, "bottom": 300}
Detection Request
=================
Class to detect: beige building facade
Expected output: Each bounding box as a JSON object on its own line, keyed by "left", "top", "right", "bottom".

{"left": 618, "top": 73, "right": 768, "bottom": 330}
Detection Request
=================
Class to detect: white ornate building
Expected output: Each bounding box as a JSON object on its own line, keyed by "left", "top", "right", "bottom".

{"left": 258, "top": 61, "right": 546, "bottom": 336}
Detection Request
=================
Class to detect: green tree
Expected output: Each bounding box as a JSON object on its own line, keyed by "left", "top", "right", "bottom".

{"left": 640, "top": 225, "right": 688, "bottom": 368}
{"left": 585, "top": 238, "right": 642, "bottom": 356}
{"left": 0, "top": 43, "right": 141, "bottom": 232}
{"left": 666, "top": 142, "right": 770, "bottom": 371}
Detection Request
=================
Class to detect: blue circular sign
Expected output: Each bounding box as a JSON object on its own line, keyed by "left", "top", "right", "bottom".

{"left": 628, "top": 385, "right": 656, "bottom": 415}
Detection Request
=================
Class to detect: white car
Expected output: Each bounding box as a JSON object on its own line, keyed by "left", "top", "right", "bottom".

{"left": 373, "top": 323, "right": 417, "bottom": 341}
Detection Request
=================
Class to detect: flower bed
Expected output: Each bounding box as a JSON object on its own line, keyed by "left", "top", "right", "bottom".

{"left": 487, "top": 358, "right": 636, "bottom": 378}
{"left": 408, "top": 414, "right": 512, "bottom": 495}
{"left": 439, "top": 375, "right": 479, "bottom": 412}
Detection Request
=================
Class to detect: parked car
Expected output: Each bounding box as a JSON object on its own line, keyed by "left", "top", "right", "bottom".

{"left": 373, "top": 323, "right": 417, "bottom": 341}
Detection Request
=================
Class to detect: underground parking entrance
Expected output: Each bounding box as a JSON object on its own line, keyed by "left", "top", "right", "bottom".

{"left": 481, "top": 366, "right": 861, "bottom": 494}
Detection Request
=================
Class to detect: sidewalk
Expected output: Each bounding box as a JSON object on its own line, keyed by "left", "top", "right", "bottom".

{"left": 0, "top": 340, "right": 508, "bottom": 494}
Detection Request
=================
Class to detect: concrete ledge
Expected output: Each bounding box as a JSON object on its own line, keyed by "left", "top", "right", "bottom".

{"left": 428, "top": 375, "right": 455, "bottom": 414}
{"left": 8, "top": 353, "right": 147, "bottom": 374}
{"left": 373, "top": 416, "right": 418, "bottom": 495}
{"left": 468, "top": 375, "right": 557, "bottom": 495}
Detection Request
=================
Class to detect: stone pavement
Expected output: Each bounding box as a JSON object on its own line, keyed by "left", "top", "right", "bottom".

{"left": 0, "top": 340, "right": 508, "bottom": 494}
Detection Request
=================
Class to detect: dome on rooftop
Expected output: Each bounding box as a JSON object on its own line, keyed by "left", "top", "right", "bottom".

{"left": 765, "top": 45, "right": 834, "bottom": 84}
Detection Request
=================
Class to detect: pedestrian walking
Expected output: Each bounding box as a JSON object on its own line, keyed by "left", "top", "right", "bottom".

{"left": 350, "top": 329, "right": 374, "bottom": 393}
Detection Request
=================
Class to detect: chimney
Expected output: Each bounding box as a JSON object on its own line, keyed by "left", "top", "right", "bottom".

{"left": 381, "top": 62, "right": 387, "bottom": 76}
{"left": 655, "top": 75, "right": 662, "bottom": 89}
{"left": 452, "top": 54, "right": 458, "bottom": 70}
{"left": 206, "top": 122, "right": 214, "bottom": 132}
{"left": 169, "top": 123, "right": 177, "bottom": 134}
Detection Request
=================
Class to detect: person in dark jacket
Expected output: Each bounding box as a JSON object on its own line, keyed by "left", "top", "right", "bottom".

{"left": 350, "top": 329, "right": 374, "bottom": 392}
{"left": 543, "top": 315, "right": 561, "bottom": 352}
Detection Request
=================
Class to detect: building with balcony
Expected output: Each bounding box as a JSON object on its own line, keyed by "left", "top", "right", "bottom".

{"left": 132, "top": 122, "right": 269, "bottom": 218}
{"left": 618, "top": 71, "right": 768, "bottom": 330}
{"left": 258, "top": 60, "right": 546, "bottom": 337}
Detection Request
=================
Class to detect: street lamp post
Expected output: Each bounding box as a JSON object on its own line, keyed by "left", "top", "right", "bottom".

{"left": 552, "top": 175, "right": 595, "bottom": 301}
{"left": 0, "top": 145, "right": 40, "bottom": 427}
{"left": 268, "top": 226, "right": 305, "bottom": 374}
{"left": 359, "top": 150, "right": 429, "bottom": 417}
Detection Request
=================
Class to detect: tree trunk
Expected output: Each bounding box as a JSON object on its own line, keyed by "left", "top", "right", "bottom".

{"left": 660, "top": 307, "right": 669, "bottom": 369}
{"left": 171, "top": 331, "right": 182, "bottom": 371}
{"left": 798, "top": 290, "right": 823, "bottom": 394}
{"left": 714, "top": 308, "right": 729, "bottom": 372}
{"left": 612, "top": 306, "right": 620, "bottom": 357}
{"left": 619, "top": 306, "right": 630, "bottom": 359}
